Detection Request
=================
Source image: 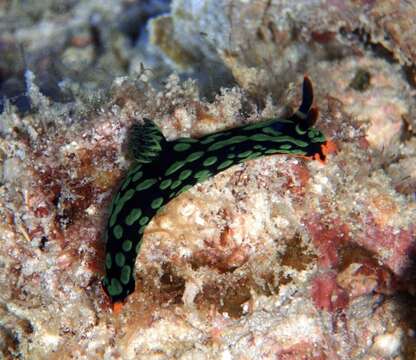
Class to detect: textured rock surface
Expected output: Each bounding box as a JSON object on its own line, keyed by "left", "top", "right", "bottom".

{"left": 164, "top": 0, "right": 416, "bottom": 123}
{"left": 0, "top": 0, "right": 415, "bottom": 359}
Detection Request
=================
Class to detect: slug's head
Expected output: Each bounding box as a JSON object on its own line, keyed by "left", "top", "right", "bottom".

{"left": 271, "top": 76, "right": 336, "bottom": 162}
{"left": 301, "top": 121, "right": 336, "bottom": 163}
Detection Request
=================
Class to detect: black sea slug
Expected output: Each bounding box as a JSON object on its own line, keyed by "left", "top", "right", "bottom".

{"left": 102, "top": 77, "right": 334, "bottom": 309}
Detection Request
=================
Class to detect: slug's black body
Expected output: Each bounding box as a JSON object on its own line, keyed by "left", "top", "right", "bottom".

{"left": 103, "top": 77, "right": 330, "bottom": 305}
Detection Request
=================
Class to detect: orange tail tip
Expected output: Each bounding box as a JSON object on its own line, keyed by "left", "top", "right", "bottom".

{"left": 112, "top": 302, "right": 124, "bottom": 314}
{"left": 322, "top": 140, "right": 337, "bottom": 157}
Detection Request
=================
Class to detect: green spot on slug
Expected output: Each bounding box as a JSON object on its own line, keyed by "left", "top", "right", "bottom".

{"left": 138, "top": 226, "right": 145, "bottom": 235}
{"left": 186, "top": 151, "right": 204, "bottom": 162}
{"left": 243, "top": 118, "right": 275, "bottom": 130}
{"left": 165, "top": 161, "right": 185, "bottom": 176}
{"left": 132, "top": 171, "right": 143, "bottom": 182}
{"left": 122, "top": 240, "right": 133, "bottom": 252}
{"left": 178, "top": 137, "right": 198, "bottom": 143}
{"left": 122, "top": 189, "right": 135, "bottom": 203}
{"left": 174, "top": 143, "right": 191, "bottom": 151}
{"left": 280, "top": 137, "right": 309, "bottom": 147}
{"left": 310, "top": 134, "right": 326, "bottom": 143}
{"left": 245, "top": 152, "right": 262, "bottom": 160}
{"left": 136, "top": 239, "right": 143, "bottom": 252}
{"left": 108, "top": 278, "right": 122, "bottom": 296}
{"left": 156, "top": 205, "right": 165, "bottom": 215}
{"left": 238, "top": 150, "right": 253, "bottom": 158}
{"left": 203, "top": 156, "right": 218, "bottom": 166}
{"left": 295, "top": 124, "right": 307, "bottom": 135}
{"left": 120, "top": 177, "right": 132, "bottom": 191}
{"left": 262, "top": 127, "right": 282, "bottom": 136}
{"left": 290, "top": 149, "right": 308, "bottom": 155}
{"left": 160, "top": 179, "right": 172, "bottom": 190}
{"left": 126, "top": 163, "right": 142, "bottom": 177}
{"left": 125, "top": 208, "right": 142, "bottom": 226}
{"left": 208, "top": 135, "right": 248, "bottom": 151}
{"left": 120, "top": 265, "right": 131, "bottom": 285}
{"left": 308, "top": 128, "right": 319, "bottom": 137}
{"left": 109, "top": 212, "right": 118, "bottom": 228}
{"left": 201, "top": 132, "right": 227, "bottom": 144}
{"left": 194, "top": 169, "right": 212, "bottom": 182}
{"left": 139, "top": 216, "right": 149, "bottom": 226}
{"left": 151, "top": 197, "right": 164, "bottom": 209}
{"left": 249, "top": 134, "right": 309, "bottom": 147}
{"left": 105, "top": 253, "right": 112, "bottom": 269}
{"left": 200, "top": 138, "right": 214, "bottom": 144}
{"left": 171, "top": 179, "right": 182, "bottom": 189}
{"left": 176, "top": 184, "right": 193, "bottom": 196}
{"left": 264, "top": 149, "right": 287, "bottom": 155}
{"left": 115, "top": 252, "right": 125, "bottom": 267}
{"left": 217, "top": 159, "right": 234, "bottom": 170}
{"left": 179, "top": 169, "right": 192, "bottom": 181}
{"left": 280, "top": 144, "right": 292, "bottom": 150}
{"left": 114, "top": 201, "right": 123, "bottom": 212}
{"left": 249, "top": 133, "right": 273, "bottom": 142}
{"left": 113, "top": 225, "right": 123, "bottom": 240}
{"left": 114, "top": 200, "right": 124, "bottom": 214}
{"left": 264, "top": 149, "right": 307, "bottom": 155}
{"left": 136, "top": 178, "right": 157, "bottom": 191}
{"left": 227, "top": 153, "right": 236, "bottom": 159}
{"left": 111, "top": 203, "right": 124, "bottom": 224}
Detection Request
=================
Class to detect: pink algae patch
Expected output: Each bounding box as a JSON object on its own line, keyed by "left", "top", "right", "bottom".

{"left": 276, "top": 341, "right": 327, "bottom": 359}
{"left": 311, "top": 272, "right": 349, "bottom": 312}
{"left": 360, "top": 215, "right": 416, "bottom": 277}
{"left": 305, "top": 213, "right": 411, "bottom": 310}
{"left": 304, "top": 211, "right": 412, "bottom": 312}
{"left": 305, "top": 216, "right": 350, "bottom": 269}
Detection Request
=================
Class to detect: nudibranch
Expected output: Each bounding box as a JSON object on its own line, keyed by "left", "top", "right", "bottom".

{"left": 102, "top": 77, "right": 334, "bottom": 309}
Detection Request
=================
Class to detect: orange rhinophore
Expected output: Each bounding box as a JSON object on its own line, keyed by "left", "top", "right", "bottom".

{"left": 112, "top": 301, "right": 124, "bottom": 314}
{"left": 321, "top": 140, "right": 337, "bottom": 158}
